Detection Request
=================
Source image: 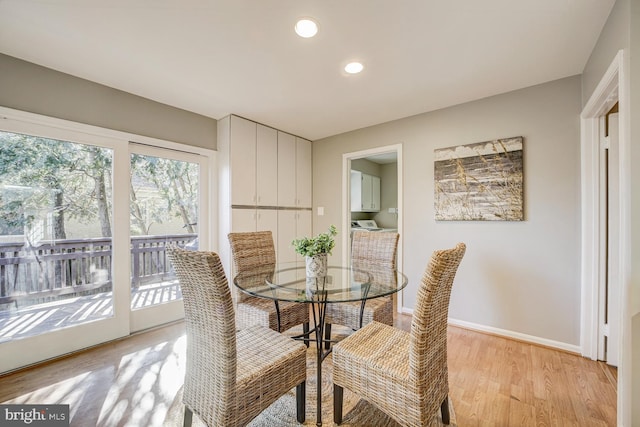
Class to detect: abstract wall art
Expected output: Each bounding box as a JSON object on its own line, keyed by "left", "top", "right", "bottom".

{"left": 434, "top": 136, "right": 523, "bottom": 221}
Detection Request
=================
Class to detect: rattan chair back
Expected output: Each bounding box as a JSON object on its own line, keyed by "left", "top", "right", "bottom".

{"left": 351, "top": 230, "right": 399, "bottom": 270}
{"left": 409, "top": 242, "right": 466, "bottom": 390}
{"left": 166, "top": 246, "right": 237, "bottom": 423}
{"left": 228, "top": 231, "right": 276, "bottom": 303}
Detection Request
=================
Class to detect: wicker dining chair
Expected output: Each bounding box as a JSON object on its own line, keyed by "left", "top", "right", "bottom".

{"left": 332, "top": 243, "right": 466, "bottom": 426}
{"left": 166, "top": 246, "right": 307, "bottom": 427}
{"left": 228, "top": 231, "right": 310, "bottom": 336}
{"left": 323, "top": 231, "right": 399, "bottom": 348}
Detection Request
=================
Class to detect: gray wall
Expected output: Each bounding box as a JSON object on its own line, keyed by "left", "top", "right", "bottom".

{"left": 582, "top": 0, "right": 630, "bottom": 107}
{"left": 314, "top": 76, "right": 582, "bottom": 346}
{"left": 0, "top": 54, "right": 217, "bottom": 149}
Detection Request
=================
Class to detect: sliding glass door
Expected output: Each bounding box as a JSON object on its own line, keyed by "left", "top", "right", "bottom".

{"left": 0, "top": 110, "right": 213, "bottom": 373}
{"left": 128, "top": 144, "right": 208, "bottom": 332}
{"left": 0, "top": 130, "right": 116, "bottom": 341}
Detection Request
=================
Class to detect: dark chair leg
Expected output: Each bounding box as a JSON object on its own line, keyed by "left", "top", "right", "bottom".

{"left": 324, "top": 323, "right": 332, "bottom": 349}
{"left": 303, "top": 322, "right": 310, "bottom": 348}
{"left": 296, "top": 381, "right": 306, "bottom": 423}
{"left": 440, "top": 396, "right": 450, "bottom": 425}
{"left": 333, "top": 384, "right": 344, "bottom": 424}
{"left": 183, "top": 407, "right": 193, "bottom": 427}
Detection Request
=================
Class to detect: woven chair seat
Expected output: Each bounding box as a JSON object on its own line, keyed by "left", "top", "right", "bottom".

{"left": 235, "top": 325, "right": 307, "bottom": 418}
{"left": 325, "top": 296, "right": 393, "bottom": 329}
{"left": 237, "top": 296, "right": 310, "bottom": 332}
{"left": 333, "top": 321, "right": 411, "bottom": 390}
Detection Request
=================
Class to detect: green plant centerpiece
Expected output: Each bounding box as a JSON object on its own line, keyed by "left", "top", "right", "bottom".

{"left": 292, "top": 225, "right": 337, "bottom": 277}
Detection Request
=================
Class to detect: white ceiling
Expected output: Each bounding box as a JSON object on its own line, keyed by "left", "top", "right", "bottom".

{"left": 0, "top": 0, "right": 614, "bottom": 141}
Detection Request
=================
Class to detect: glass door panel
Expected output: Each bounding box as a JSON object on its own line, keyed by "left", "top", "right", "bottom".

{"left": 0, "top": 130, "right": 114, "bottom": 342}
{"left": 128, "top": 145, "right": 202, "bottom": 331}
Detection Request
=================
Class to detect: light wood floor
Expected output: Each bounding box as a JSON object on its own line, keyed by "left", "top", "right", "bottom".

{"left": 0, "top": 314, "right": 617, "bottom": 426}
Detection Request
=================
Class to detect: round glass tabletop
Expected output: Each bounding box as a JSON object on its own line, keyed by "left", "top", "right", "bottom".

{"left": 233, "top": 265, "right": 408, "bottom": 303}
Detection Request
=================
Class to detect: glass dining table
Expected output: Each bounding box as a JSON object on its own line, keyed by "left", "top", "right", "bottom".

{"left": 234, "top": 265, "right": 408, "bottom": 427}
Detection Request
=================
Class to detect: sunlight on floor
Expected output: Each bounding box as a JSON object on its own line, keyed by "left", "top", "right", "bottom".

{"left": 97, "top": 334, "right": 186, "bottom": 427}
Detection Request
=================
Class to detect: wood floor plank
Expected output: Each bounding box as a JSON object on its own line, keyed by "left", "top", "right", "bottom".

{"left": 0, "top": 315, "right": 617, "bottom": 426}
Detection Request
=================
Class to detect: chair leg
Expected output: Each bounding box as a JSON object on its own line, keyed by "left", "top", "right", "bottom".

{"left": 303, "top": 322, "right": 310, "bottom": 348}
{"left": 440, "top": 396, "right": 450, "bottom": 425}
{"left": 324, "top": 323, "right": 332, "bottom": 349}
{"left": 183, "top": 406, "right": 193, "bottom": 427}
{"left": 296, "top": 381, "right": 306, "bottom": 423}
{"left": 333, "top": 384, "right": 344, "bottom": 424}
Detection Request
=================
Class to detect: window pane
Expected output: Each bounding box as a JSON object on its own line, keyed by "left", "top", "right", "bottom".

{"left": 0, "top": 130, "right": 114, "bottom": 341}
{"left": 129, "top": 153, "right": 199, "bottom": 310}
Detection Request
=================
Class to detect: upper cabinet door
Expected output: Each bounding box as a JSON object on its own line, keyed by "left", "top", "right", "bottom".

{"left": 351, "top": 170, "right": 363, "bottom": 211}
{"left": 277, "top": 131, "right": 297, "bottom": 207}
{"left": 296, "top": 137, "right": 312, "bottom": 208}
{"left": 370, "top": 175, "right": 381, "bottom": 211}
{"left": 256, "top": 124, "right": 278, "bottom": 206}
{"left": 350, "top": 170, "right": 380, "bottom": 212}
{"left": 230, "top": 116, "right": 256, "bottom": 206}
{"left": 361, "top": 173, "right": 374, "bottom": 211}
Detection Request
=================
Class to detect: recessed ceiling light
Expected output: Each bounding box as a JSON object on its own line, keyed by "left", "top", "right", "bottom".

{"left": 295, "top": 18, "right": 318, "bottom": 38}
{"left": 344, "top": 62, "right": 364, "bottom": 74}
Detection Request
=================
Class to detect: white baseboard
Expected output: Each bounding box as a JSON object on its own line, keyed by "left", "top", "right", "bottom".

{"left": 447, "top": 318, "right": 581, "bottom": 354}
{"left": 400, "top": 308, "right": 581, "bottom": 354}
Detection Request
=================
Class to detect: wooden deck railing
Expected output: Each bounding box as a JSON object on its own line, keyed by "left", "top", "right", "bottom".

{"left": 0, "top": 234, "right": 196, "bottom": 306}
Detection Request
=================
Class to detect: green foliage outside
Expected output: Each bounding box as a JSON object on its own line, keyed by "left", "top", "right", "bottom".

{"left": 0, "top": 130, "right": 198, "bottom": 240}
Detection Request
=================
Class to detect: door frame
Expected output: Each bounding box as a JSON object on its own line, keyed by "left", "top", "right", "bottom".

{"left": 342, "top": 144, "right": 403, "bottom": 312}
{"left": 580, "top": 49, "right": 630, "bottom": 425}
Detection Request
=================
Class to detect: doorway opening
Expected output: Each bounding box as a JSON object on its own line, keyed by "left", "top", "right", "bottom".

{"left": 342, "top": 144, "right": 403, "bottom": 312}
{"left": 580, "top": 49, "right": 630, "bottom": 425}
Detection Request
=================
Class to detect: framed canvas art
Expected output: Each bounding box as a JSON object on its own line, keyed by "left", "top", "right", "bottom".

{"left": 434, "top": 137, "right": 523, "bottom": 221}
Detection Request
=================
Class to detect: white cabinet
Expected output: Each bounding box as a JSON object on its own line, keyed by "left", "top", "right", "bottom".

{"left": 296, "top": 137, "right": 312, "bottom": 208}
{"left": 278, "top": 132, "right": 312, "bottom": 208}
{"left": 231, "top": 208, "right": 278, "bottom": 235}
{"left": 229, "top": 115, "right": 256, "bottom": 206}
{"left": 256, "top": 125, "right": 278, "bottom": 206}
{"left": 277, "top": 210, "right": 312, "bottom": 265}
{"left": 351, "top": 170, "right": 381, "bottom": 212}
{"left": 219, "top": 115, "right": 313, "bottom": 274}
{"left": 229, "top": 116, "right": 278, "bottom": 206}
{"left": 277, "top": 132, "right": 296, "bottom": 207}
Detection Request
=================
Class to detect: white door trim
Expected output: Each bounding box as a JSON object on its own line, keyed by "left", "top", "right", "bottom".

{"left": 580, "top": 49, "right": 631, "bottom": 426}
{"left": 342, "top": 144, "right": 403, "bottom": 312}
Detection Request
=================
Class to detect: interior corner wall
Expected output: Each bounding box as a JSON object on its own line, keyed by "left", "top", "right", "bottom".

{"left": 581, "top": 0, "right": 630, "bottom": 107}
{"left": 0, "top": 54, "right": 217, "bottom": 149}
{"left": 313, "top": 75, "right": 582, "bottom": 347}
